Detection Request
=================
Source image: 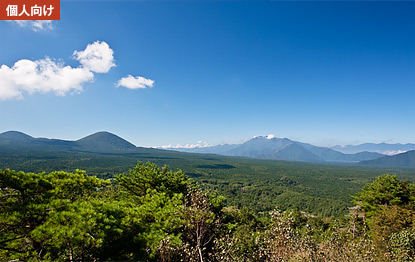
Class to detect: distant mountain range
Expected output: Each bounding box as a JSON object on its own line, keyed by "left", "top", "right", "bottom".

{"left": 2, "top": 131, "right": 415, "bottom": 167}
{"left": 170, "top": 135, "right": 384, "bottom": 163}
{"left": 331, "top": 143, "right": 415, "bottom": 155}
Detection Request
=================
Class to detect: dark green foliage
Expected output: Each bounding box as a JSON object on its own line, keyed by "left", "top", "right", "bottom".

{"left": 353, "top": 174, "right": 415, "bottom": 217}
{"left": 31, "top": 199, "right": 138, "bottom": 261}
{"left": 0, "top": 163, "right": 225, "bottom": 261}
{"left": 2, "top": 163, "right": 415, "bottom": 261}
{"left": 116, "top": 162, "right": 190, "bottom": 197}
{"left": 353, "top": 174, "right": 406, "bottom": 217}
{"left": 0, "top": 168, "right": 109, "bottom": 260}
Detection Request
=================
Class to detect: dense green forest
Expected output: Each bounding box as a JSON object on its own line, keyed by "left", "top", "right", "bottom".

{"left": 2, "top": 147, "right": 415, "bottom": 217}
{"left": 1, "top": 163, "right": 415, "bottom": 261}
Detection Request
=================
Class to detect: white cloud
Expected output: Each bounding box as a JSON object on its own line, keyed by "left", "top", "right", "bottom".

{"left": 0, "top": 58, "right": 94, "bottom": 100}
{"left": 0, "top": 41, "right": 115, "bottom": 100}
{"left": 116, "top": 75, "right": 154, "bottom": 89}
{"left": 159, "top": 141, "right": 211, "bottom": 149}
{"left": 381, "top": 150, "right": 407, "bottom": 156}
{"left": 73, "top": 41, "right": 115, "bottom": 73}
{"left": 9, "top": 20, "right": 54, "bottom": 32}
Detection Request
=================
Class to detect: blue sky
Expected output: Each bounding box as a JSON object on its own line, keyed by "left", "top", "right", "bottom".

{"left": 0, "top": 1, "right": 414, "bottom": 148}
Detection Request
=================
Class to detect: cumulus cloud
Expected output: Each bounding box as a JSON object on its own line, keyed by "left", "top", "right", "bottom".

{"left": 0, "top": 41, "right": 115, "bottom": 100}
{"left": 0, "top": 58, "right": 93, "bottom": 100}
{"left": 9, "top": 20, "right": 54, "bottom": 32}
{"left": 73, "top": 41, "right": 115, "bottom": 73}
{"left": 116, "top": 75, "right": 154, "bottom": 89}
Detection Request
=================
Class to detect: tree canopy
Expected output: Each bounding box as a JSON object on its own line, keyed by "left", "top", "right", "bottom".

{"left": 1, "top": 165, "right": 415, "bottom": 261}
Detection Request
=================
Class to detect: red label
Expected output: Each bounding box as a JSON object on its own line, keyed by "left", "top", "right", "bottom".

{"left": 0, "top": 0, "right": 60, "bottom": 20}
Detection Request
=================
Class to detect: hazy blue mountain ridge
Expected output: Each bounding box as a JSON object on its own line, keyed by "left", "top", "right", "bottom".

{"left": 331, "top": 143, "right": 415, "bottom": 154}
{"left": 297, "top": 142, "right": 383, "bottom": 162}
{"left": 3, "top": 131, "right": 415, "bottom": 166}
{"left": 225, "top": 137, "right": 293, "bottom": 157}
{"left": 271, "top": 143, "right": 324, "bottom": 162}
{"left": 170, "top": 136, "right": 383, "bottom": 163}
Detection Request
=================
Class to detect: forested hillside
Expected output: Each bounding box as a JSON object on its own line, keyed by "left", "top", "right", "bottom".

{"left": 1, "top": 164, "right": 414, "bottom": 261}
{"left": 2, "top": 147, "right": 415, "bottom": 218}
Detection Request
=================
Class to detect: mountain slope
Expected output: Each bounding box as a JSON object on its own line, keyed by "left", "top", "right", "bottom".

{"left": 0, "top": 131, "right": 78, "bottom": 150}
{"left": 0, "top": 131, "right": 136, "bottom": 152}
{"left": 272, "top": 143, "right": 324, "bottom": 162}
{"left": 0, "top": 131, "right": 34, "bottom": 145}
{"left": 360, "top": 150, "right": 415, "bottom": 167}
{"left": 226, "top": 137, "right": 293, "bottom": 158}
{"left": 171, "top": 136, "right": 383, "bottom": 163}
{"left": 76, "top": 131, "right": 136, "bottom": 151}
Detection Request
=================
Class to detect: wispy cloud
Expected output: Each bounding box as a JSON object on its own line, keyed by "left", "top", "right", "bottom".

{"left": 8, "top": 20, "right": 54, "bottom": 32}
{"left": 116, "top": 75, "right": 154, "bottom": 89}
{"left": 0, "top": 41, "right": 115, "bottom": 100}
{"left": 382, "top": 150, "right": 407, "bottom": 156}
{"left": 158, "top": 141, "right": 211, "bottom": 149}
